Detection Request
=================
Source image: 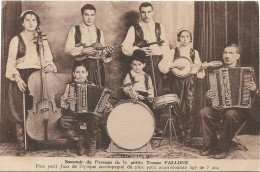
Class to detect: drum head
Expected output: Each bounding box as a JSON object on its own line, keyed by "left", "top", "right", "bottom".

{"left": 107, "top": 101, "right": 155, "bottom": 150}
{"left": 153, "top": 94, "right": 180, "bottom": 109}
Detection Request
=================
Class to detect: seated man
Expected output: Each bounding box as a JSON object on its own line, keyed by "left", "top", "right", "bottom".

{"left": 199, "top": 43, "right": 258, "bottom": 159}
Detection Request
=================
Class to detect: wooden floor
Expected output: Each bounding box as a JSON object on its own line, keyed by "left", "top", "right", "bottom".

{"left": 0, "top": 135, "right": 259, "bottom": 159}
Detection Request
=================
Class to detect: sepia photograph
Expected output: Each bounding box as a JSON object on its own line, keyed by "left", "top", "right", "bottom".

{"left": 0, "top": 1, "right": 259, "bottom": 171}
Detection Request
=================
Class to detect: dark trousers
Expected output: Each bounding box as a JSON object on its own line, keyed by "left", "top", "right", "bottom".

{"left": 199, "top": 107, "right": 247, "bottom": 150}
{"left": 170, "top": 74, "right": 196, "bottom": 135}
{"left": 57, "top": 112, "right": 101, "bottom": 142}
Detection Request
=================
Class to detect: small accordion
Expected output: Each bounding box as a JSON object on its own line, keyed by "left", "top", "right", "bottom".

{"left": 209, "top": 67, "right": 254, "bottom": 109}
{"left": 68, "top": 83, "right": 113, "bottom": 117}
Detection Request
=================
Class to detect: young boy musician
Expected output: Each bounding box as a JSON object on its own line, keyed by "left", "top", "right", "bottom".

{"left": 122, "top": 50, "right": 162, "bottom": 136}
{"left": 57, "top": 62, "right": 100, "bottom": 156}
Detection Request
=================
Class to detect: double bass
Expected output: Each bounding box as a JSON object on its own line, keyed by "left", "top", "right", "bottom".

{"left": 26, "top": 28, "right": 61, "bottom": 146}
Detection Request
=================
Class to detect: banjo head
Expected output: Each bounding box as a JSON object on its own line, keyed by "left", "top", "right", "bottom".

{"left": 172, "top": 56, "right": 192, "bottom": 78}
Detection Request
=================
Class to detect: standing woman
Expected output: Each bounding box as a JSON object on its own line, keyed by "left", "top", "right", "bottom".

{"left": 6, "top": 10, "right": 57, "bottom": 155}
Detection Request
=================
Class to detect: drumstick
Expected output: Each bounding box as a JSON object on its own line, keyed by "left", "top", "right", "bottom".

{"left": 121, "top": 81, "right": 139, "bottom": 88}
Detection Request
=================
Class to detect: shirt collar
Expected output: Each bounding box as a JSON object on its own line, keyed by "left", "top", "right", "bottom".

{"left": 74, "top": 78, "right": 88, "bottom": 84}
{"left": 178, "top": 44, "right": 191, "bottom": 50}
{"left": 139, "top": 20, "right": 155, "bottom": 28}
{"left": 223, "top": 63, "right": 240, "bottom": 68}
{"left": 80, "top": 22, "right": 96, "bottom": 30}
{"left": 130, "top": 69, "right": 145, "bottom": 77}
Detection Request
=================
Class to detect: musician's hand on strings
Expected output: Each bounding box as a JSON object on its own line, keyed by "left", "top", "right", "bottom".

{"left": 82, "top": 47, "right": 97, "bottom": 56}
{"left": 170, "top": 63, "right": 185, "bottom": 70}
{"left": 139, "top": 47, "right": 152, "bottom": 55}
{"left": 15, "top": 76, "right": 27, "bottom": 92}
{"left": 176, "top": 66, "right": 185, "bottom": 70}
{"left": 244, "top": 81, "right": 257, "bottom": 91}
{"left": 206, "top": 90, "right": 216, "bottom": 99}
{"left": 104, "top": 46, "right": 114, "bottom": 54}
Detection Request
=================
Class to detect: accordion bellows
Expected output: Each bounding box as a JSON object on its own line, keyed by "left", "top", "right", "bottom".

{"left": 68, "top": 83, "right": 112, "bottom": 116}
{"left": 209, "top": 67, "right": 253, "bottom": 109}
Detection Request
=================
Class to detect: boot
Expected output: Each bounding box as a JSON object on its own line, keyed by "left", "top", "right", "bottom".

{"left": 76, "top": 138, "right": 85, "bottom": 156}
{"left": 87, "top": 138, "right": 96, "bottom": 157}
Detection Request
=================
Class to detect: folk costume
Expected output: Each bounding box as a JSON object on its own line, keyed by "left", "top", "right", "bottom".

{"left": 57, "top": 80, "right": 101, "bottom": 156}
{"left": 65, "top": 22, "right": 112, "bottom": 86}
{"left": 199, "top": 64, "right": 258, "bottom": 158}
{"left": 122, "top": 21, "right": 170, "bottom": 96}
{"left": 158, "top": 45, "right": 205, "bottom": 141}
{"left": 6, "top": 32, "right": 57, "bottom": 150}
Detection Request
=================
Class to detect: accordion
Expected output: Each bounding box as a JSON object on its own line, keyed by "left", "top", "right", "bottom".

{"left": 208, "top": 67, "right": 254, "bottom": 109}
{"left": 68, "top": 83, "right": 113, "bottom": 117}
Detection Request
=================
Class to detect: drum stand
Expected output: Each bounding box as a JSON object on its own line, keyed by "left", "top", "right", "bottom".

{"left": 158, "top": 104, "right": 178, "bottom": 149}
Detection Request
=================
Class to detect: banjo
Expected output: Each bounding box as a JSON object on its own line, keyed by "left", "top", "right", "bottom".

{"left": 171, "top": 56, "right": 223, "bottom": 77}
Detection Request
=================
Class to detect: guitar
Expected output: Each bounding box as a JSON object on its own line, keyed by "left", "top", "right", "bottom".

{"left": 171, "top": 56, "right": 223, "bottom": 78}
{"left": 74, "top": 42, "right": 122, "bottom": 61}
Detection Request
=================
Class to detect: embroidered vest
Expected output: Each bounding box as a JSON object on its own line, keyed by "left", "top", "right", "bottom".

{"left": 174, "top": 47, "right": 195, "bottom": 63}
{"left": 17, "top": 34, "right": 26, "bottom": 59}
{"left": 74, "top": 25, "right": 101, "bottom": 45}
{"left": 133, "top": 22, "right": 161, "bottom": 47}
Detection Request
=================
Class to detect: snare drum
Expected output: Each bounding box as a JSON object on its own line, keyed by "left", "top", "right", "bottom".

{"left": 106, "top": 100, "right": 155, "bottom": 150}
{"left": 153, "top": 94, "right": 180, "bottom": 109}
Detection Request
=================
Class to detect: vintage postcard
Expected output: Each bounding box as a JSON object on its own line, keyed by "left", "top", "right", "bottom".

{"left": 0, "top": 1, "right": 259, "bottom": 171}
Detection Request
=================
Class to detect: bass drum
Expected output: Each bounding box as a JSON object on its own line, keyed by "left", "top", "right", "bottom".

{"left": 106, "top": 100, "right": 155, "bottom": 150}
